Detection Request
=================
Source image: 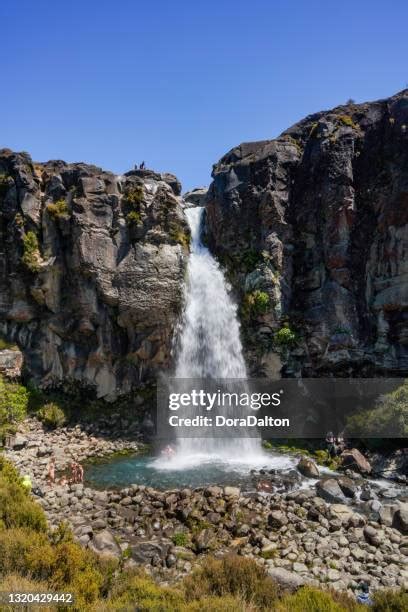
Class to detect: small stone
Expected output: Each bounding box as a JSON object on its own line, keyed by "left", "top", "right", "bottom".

{"left": 268, "top": 510, "right": 289, "bottom": 529}
{"left": 224, "top": 486, "right": 240, "bottom": 498}
{"left": 327, "top": 569, "right": 341, "bottom": 581}
{"left": 166, "top": 554, "right": 177, "bottom": 568}
{"left": 293, "top": 562, "right": 308, "bottom": 573}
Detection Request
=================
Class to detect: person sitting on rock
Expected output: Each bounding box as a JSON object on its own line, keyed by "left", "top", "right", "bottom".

{"left": 47, "top": 457, "right": 56, "bottom": 485}
{"left": 335, "top": 433, "right": 346, "bottom": 454}
{"left": 76, "top": 462, "right": 84, "bottom": 483}
{"left": 356, "top": 582, "right": 372, "bottom": 605}
{"left": 325, "top": 431, "right": 336, "bottom": 457}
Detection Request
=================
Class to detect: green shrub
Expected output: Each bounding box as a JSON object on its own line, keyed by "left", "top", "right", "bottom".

{"left": 182, "top": 595, "right": 247, "bottom": 611}
{"left": 242, "top": 290, "right": 270, "bottom": 320}
{"left": 309, "top": 122, "right": 319, "bottom": 138}
{"left": 313, "top": 449, "right": 341, "bottom": 471}
{"left": 0, "top": 462, "right": 47, "bottom": 532}
{"left": 107, "top": 572, "right": 184, "bottom": 611}
{"left": 0, "top": 528, "right": 107, "bottom": 608}
{"left": 22, "top": 231, "right": 41, "bottom": 272}
{"left": 275, "top": 326, "right": 296, "bottom": 346}
{"left": 241, "top": 249, "right": 263, "bottom": 270}
{"left": 0, "top": 337, "right": 18, "bottom": 350}
{"left": 171, "top": 532, "right": 189, "bottom": 547}
{"left": 14, "top": 213, "right": 24, "bottom": 227}
{"left": 345, "top": 379, "right": 408, "bottom": 438}
{"left": 183, "top": 555, "right": 280, "bottom": 609}
{"left": 124, "top": 185, "right": 144, "bottom": 207}
{"left": 0, "top": 574, "right": 52, "bottom": 612}
{"left": 47, "top": 198, "right": 69, "bottom": 219}
{"left": 37, "top": 402, "right": 67, "bottom": 429}
{"left": 0, "top": 528, "right": 53, "bottom": 577}
{"left": 169, "top": 224, "right": 190, "bottom": 249}
{"left": 338, "top": 114, "right": 359, "bottom": 129}
{"left": 0, "top": 375, "right": 29, "bottom": 437}
{"left": 0, "top": 174, "right": 11, "bottom": 197}
{"left": 126, "top": 210, "right": 142, "bottom": 226}
{"left": 276, "top": 586, "right": 355, "bottom": 611}
{"left": 371, "top": 588, "right": 408, "bottom": 611}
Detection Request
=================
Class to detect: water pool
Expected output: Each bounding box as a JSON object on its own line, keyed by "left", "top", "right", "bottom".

{"left": 85, "top": 451, "right": 297, "bottom": 490}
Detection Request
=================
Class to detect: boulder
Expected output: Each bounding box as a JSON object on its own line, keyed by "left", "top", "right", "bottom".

{"left": 379, "top": 504, "right": 397, "bottom": 527}
{"left": 268, "top": 510, "right": 289, "bottom": 529}
{"left": 267, "top": 567, "right": 309, "bottom": 590}
{"left": 0, "top": 348, "right": 23, "bottom": 378}
{"left": 337, "top": 476, "right": 357, "bottom": 498}
{"left": 392, "top": 508, "right": 408, "bottom": 534}
{"left": 316, "top": 479, "right": 345, "bottom": 503}
{"left": 297, "top": 456, "right": 319, "bottom": 478}
{"left": 131, "top": 540, "right": 170, "bottom": 563}
{"left": 340, "top": 449, "right": 371, "bottom": 474}
{"left": 328, "top": 504, "right": 354, "bottom": 523}
{"left": 88, "top": 530, "right": 121, "bottom": 559}
{"left": 183, "top": 187, "right": 208, "bottom": 207}
{"left": 12, "top": 434, "right": 28, "bottom": 450}
{"left": 193, "top": 528, "right": 217, "bottom": 552}
{"left": 224, "top": 486, "right": 240, "bottom": 498}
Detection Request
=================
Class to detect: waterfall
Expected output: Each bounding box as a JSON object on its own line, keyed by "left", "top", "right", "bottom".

{"left": 175, "top": 207, "right": 247, "bottom": 380}
{"left": 174, "top": 206, "right": 262, "bottom": 461}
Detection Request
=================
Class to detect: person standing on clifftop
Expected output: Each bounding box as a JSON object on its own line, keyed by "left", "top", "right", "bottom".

{"left": 139, "top": 161, "right": 145, "bottom": 169}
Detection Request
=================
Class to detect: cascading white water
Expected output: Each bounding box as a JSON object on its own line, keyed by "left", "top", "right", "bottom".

{"left": 153, "top": 205, "right": 295, "bottom": 472}
{"left": 174, "top": 207, "right": 262, "bottom": 461}
{"left": 175, "top": 207, "right": 247, "bottom": 380}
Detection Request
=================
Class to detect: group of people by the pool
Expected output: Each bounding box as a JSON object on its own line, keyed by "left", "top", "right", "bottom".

{"left": 46, "top": 457, "right": 84, "bottom": 486}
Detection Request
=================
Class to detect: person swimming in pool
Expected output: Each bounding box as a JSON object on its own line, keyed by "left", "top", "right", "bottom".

{"left": 161, "top": 444, "right": 176, "bottom": 460}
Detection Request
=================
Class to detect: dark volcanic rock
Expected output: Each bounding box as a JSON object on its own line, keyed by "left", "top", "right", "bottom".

{"left": 341, "top": 449, "right": 372, "bottom": 474}
{"left": 316, "top": 478, "right": 345, "bottom": 503}
{"left": 0, "top": 151, "right": 189, "bottom": 399}
{"left": 206, "top": 90, "right": 408, "bottom": 377}
{"left": 297, "top": 456, "right": 319, "bottom": 478}
{"left": 183, "top": 187, "right": 208, "bottom": 207}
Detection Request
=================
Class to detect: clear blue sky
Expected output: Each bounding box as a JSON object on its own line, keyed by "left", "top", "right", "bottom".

{"left": 2, "top": 0, "right": 408, "bottom": 191}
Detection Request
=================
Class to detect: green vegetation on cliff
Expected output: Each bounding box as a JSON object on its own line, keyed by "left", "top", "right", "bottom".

{"left": 275, "top": 325, "right": 297, "bottom": 347}
{"left": 123, "top": 185, "right": 144, "bottom": 207}
{"left": 47, "top": 198, "right": 70, "bottom": 219}
{"left": 21, "top": 231, "right": 41, "bottom": 272}
{"left": 242, "top": 290, "right": 270, "bottom": 320}
{"left": 169, "top": 223, "right": 190, "bottom": 248}
{"left": 0, "top": 338, "right": 18, "bottom": 351}
{"left": 0, "top": 173, "right": 11, "bottom": 197}
{"left": 125, "top": 210, "right": 142, "bottom": 226}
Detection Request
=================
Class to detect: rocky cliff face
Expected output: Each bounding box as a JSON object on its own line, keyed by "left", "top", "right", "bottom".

{"left": 0, "top": 151, "right": 189, "bottom": 399}
{"left": 206, "top": 90, "right": 408, "bottom": 377}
